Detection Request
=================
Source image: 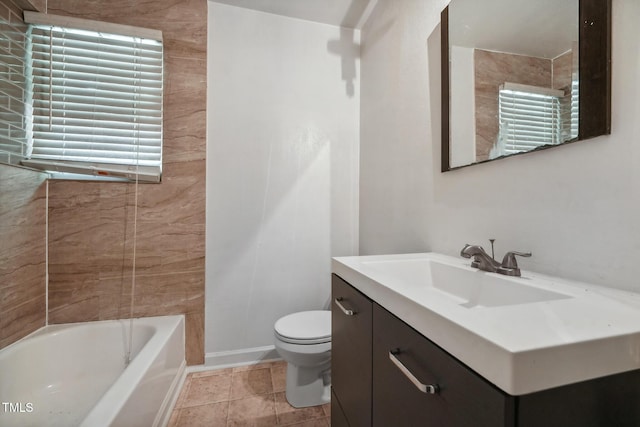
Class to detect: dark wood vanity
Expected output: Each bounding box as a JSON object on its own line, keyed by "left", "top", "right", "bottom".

{"left": 331, "top": 274, "right": 640, "bottom": 427}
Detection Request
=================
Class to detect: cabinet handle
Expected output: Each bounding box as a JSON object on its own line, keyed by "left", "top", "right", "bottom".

{"left": 389, "top": 350, "right": 439, "bottom": 395}
{"left": 334, "top": 297, "right": 356, "bottom": 316}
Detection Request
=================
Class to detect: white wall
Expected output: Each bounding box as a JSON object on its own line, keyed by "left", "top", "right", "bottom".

{"left": 359, "top": 0, "right": 441, "bottom": 254}
{"left": 206, "top": 3, "right": 359, "bottom": 363}
{"left": 450, "top": 45, "right": 476, "bottom": 167}
{"left": 360, "top": 0, "right": 640, "bottom": 293}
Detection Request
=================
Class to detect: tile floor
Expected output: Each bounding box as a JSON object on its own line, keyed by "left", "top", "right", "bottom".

{"left": 168, "top": 361, "right": 331, "bottom": 426}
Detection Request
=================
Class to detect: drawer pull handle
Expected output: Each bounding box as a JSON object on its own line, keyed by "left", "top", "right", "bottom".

{"left": 334, "top": 297, "right": 356, "bottom": 316}
{"left": 389, "top": 350, "right": 439, "bottom": 395}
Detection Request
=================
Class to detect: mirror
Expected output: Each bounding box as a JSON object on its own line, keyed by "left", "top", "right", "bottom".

{"left": 441, "top": 0, "right": 611, "bottom": 171}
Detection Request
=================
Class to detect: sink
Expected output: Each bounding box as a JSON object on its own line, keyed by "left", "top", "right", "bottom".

{"left": 332, "top": 252, "right": 640, "bottom": 395}
{"left": 361, "top": 258, "right": 570, "bottom": 308}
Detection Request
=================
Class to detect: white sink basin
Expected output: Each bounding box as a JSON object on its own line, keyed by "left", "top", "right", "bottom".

{"left": 332, "top": 252, "right": 640, "bottom": 396}
{"left": 362, "top": 258, "right": 571, "bottom": 308}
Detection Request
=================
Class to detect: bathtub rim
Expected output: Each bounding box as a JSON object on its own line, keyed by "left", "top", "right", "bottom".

{"left": 79, "top": 315, "right": 185, "bottom": 427}
{"left": 0, "top": 315, "right": 186, "bottom": 427}
{"left": 0, "top": 315, "right": 176, "bottom": 354}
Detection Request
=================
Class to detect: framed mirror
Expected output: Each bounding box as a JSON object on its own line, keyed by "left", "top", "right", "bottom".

{"left": 441, "top": 0, "right": 611, "bottom": 171}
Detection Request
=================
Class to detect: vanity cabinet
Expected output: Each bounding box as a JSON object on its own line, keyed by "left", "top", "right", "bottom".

{"left": 372, "top": 303, "right": 513, "bottom": 426}
{"left": 332, "top": 274, "right": 640, "bottom": 427}
{"left": 331, "top": 274, "right": 373, "bottom": 427}
{"left": 516, "top": 372, "right": 640, "bottom": 427}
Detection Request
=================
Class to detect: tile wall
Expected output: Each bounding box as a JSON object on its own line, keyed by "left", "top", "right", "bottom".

{"left": 0, "top": 0, "right": 29, "bottom": 166}
{"left": 552, "top": 49, "right": 574, "bottom": 91}
{"left": 473, "top": 47, "right": 576, "bottom": 162}
{"left": 1, "top": 0, "right": 206, "bottom": 363}
{"left": 473, "top": 49, "right": 552, "bottom": 161}
{"left": 0, "top": 165, "right": 47, "bottom": 349}
{"left": 43, "top": 0, "right": 207, "bottom": 364}
{"left": 0, "top": 0, "right": 47, "bottom": 351}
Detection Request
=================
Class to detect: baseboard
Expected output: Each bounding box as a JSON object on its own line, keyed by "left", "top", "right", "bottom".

{"left": 194, "top": 345, "right": 281, "bottom": 372}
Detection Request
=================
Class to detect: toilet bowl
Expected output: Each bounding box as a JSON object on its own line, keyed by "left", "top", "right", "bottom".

{"left": 274, "top": 310, "right": 331, "bottom": 408}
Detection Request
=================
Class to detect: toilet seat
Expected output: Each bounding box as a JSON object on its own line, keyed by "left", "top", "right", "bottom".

{"left": 275, "top": 331, "right": 330, "bottom": 345}
{"left": 275, "top": 310, "right": 331, "bottom": 345}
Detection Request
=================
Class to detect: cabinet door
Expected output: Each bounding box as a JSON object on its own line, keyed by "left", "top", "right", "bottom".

{"left": 372, "top": 303, "right": 514, "bottom": 427}
{"left": 331, "top": 388, "right": 351, "bottom": 427}
{"left": 517, "top": 368, "right": 640, "bottom": 427}
{"left": 332, "top": 274, "right": 372, "bottom": 427}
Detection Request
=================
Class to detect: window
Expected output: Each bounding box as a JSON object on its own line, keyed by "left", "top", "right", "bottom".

{"left": 21, "top": 12, "right": 163, "bottom": 182}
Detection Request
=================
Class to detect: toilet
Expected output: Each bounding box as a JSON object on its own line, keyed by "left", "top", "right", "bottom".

{"left": 274, "top": 310, "right": 331, "bottom": 408}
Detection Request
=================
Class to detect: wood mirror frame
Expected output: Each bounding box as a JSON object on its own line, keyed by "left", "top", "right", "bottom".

{"left": 441, "top": 0, "right": 611, "bottom": 172}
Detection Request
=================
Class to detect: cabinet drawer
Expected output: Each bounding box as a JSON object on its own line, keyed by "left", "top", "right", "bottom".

{"left": 372, "top": 303, "right": 514, "bottom": 427}
{"left": 332, "top": 274, "right": 372, "bottom": 427}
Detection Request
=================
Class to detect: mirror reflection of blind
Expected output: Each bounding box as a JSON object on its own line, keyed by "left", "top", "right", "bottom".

{"left": 498, "top": 83, "right": 564, "bottom": 156}
{"left": 23, "top": 17, "right": 163, "bottom": 182}
{"left": 570, "top": 78, "right": 579, "bottom": 140}
{"left": 0, "top": 14, "right": 31, "bottom": 165}
{"left": 558, "top": 79, "right": 579, "bottom": 143}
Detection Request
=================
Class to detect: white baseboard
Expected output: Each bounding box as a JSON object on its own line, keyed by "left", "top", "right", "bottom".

{"left": 192, "top": 345, "right": 281, "bottom": 372}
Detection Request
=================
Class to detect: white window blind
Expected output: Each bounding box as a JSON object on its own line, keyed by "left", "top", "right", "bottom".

{"left": 497, "top": 82, "right": 564, "bottom": 157}
{"left": 565, "top": 78, "right": 579, "bottom": 141}
{"left": 22, "top": 12, "right": 163, "bottom": 182}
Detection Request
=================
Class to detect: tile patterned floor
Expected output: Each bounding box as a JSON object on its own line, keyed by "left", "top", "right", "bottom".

{"left": 168, "top": 361, "right": 331, "bottom": 426}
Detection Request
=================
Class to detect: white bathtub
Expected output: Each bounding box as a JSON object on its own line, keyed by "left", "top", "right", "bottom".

{"left": 0, "top": 315, "right": 185, "bottom": 427}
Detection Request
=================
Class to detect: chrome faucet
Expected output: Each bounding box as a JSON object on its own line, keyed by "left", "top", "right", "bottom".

{"left": 460, "top": 242, "right": 531, "bottom": 277}
{"left": 460, "top": 244, "right": 501, "bottom": 272}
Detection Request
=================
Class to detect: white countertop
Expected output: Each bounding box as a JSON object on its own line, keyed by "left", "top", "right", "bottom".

{"left": 332, "top": 252, "right": 640, "bottom": 395}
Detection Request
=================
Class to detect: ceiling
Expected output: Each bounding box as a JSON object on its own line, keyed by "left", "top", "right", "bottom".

{"left": 209, "top": 0, "right": 375, "bottom": 29}
{"left": 208, "top": 0, "right": 578, "bottom": 58}
{"left": 449, "top": 0, "right": 578, "bottom": 59}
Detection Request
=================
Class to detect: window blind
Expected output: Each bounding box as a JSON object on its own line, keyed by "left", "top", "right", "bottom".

{"left": 497, "top": 82, "right": 564, "bottom": 156}
{"left": 22, "top": 13, "right": 163, "bottom": 182}
{"left": 558, "top": 79, "right": 579, "bottom": 143}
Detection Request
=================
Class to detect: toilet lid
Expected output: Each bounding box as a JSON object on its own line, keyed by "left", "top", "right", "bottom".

{"left": 275, "top": 310, "right": 331, "bottom": 342}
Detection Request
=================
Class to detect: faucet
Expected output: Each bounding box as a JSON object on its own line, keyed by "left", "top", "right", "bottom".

{"left": 460, "top": 244, "right": 501, "bottom": 272}
{"left": 460, "top": 242, "right": 531, "bottom": 276}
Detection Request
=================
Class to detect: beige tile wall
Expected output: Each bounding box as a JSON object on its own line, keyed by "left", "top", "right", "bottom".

{"left": 0, "top": 0, "right": 29, "bottom": 167}
{"left": 552, "top": 50, "right": 574, "bottom": 91}
{"left": 5, "top": 0, "right": 39, "bottom": 15}
{"left": 474, "top": 49, "right": 552, "bottom": 162}
{"left": 0, "top": 165, "right": 47, "bottom": 349}
{"left": 0, "top": 0, "right": 47, "bottom": 350}
{"left": 44, "top": 0, "right": 207, "bottom": 364}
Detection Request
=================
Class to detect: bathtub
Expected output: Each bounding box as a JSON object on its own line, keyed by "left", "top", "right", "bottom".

{"left": 0, "top": 315, "right": 185, "bottom": 427}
